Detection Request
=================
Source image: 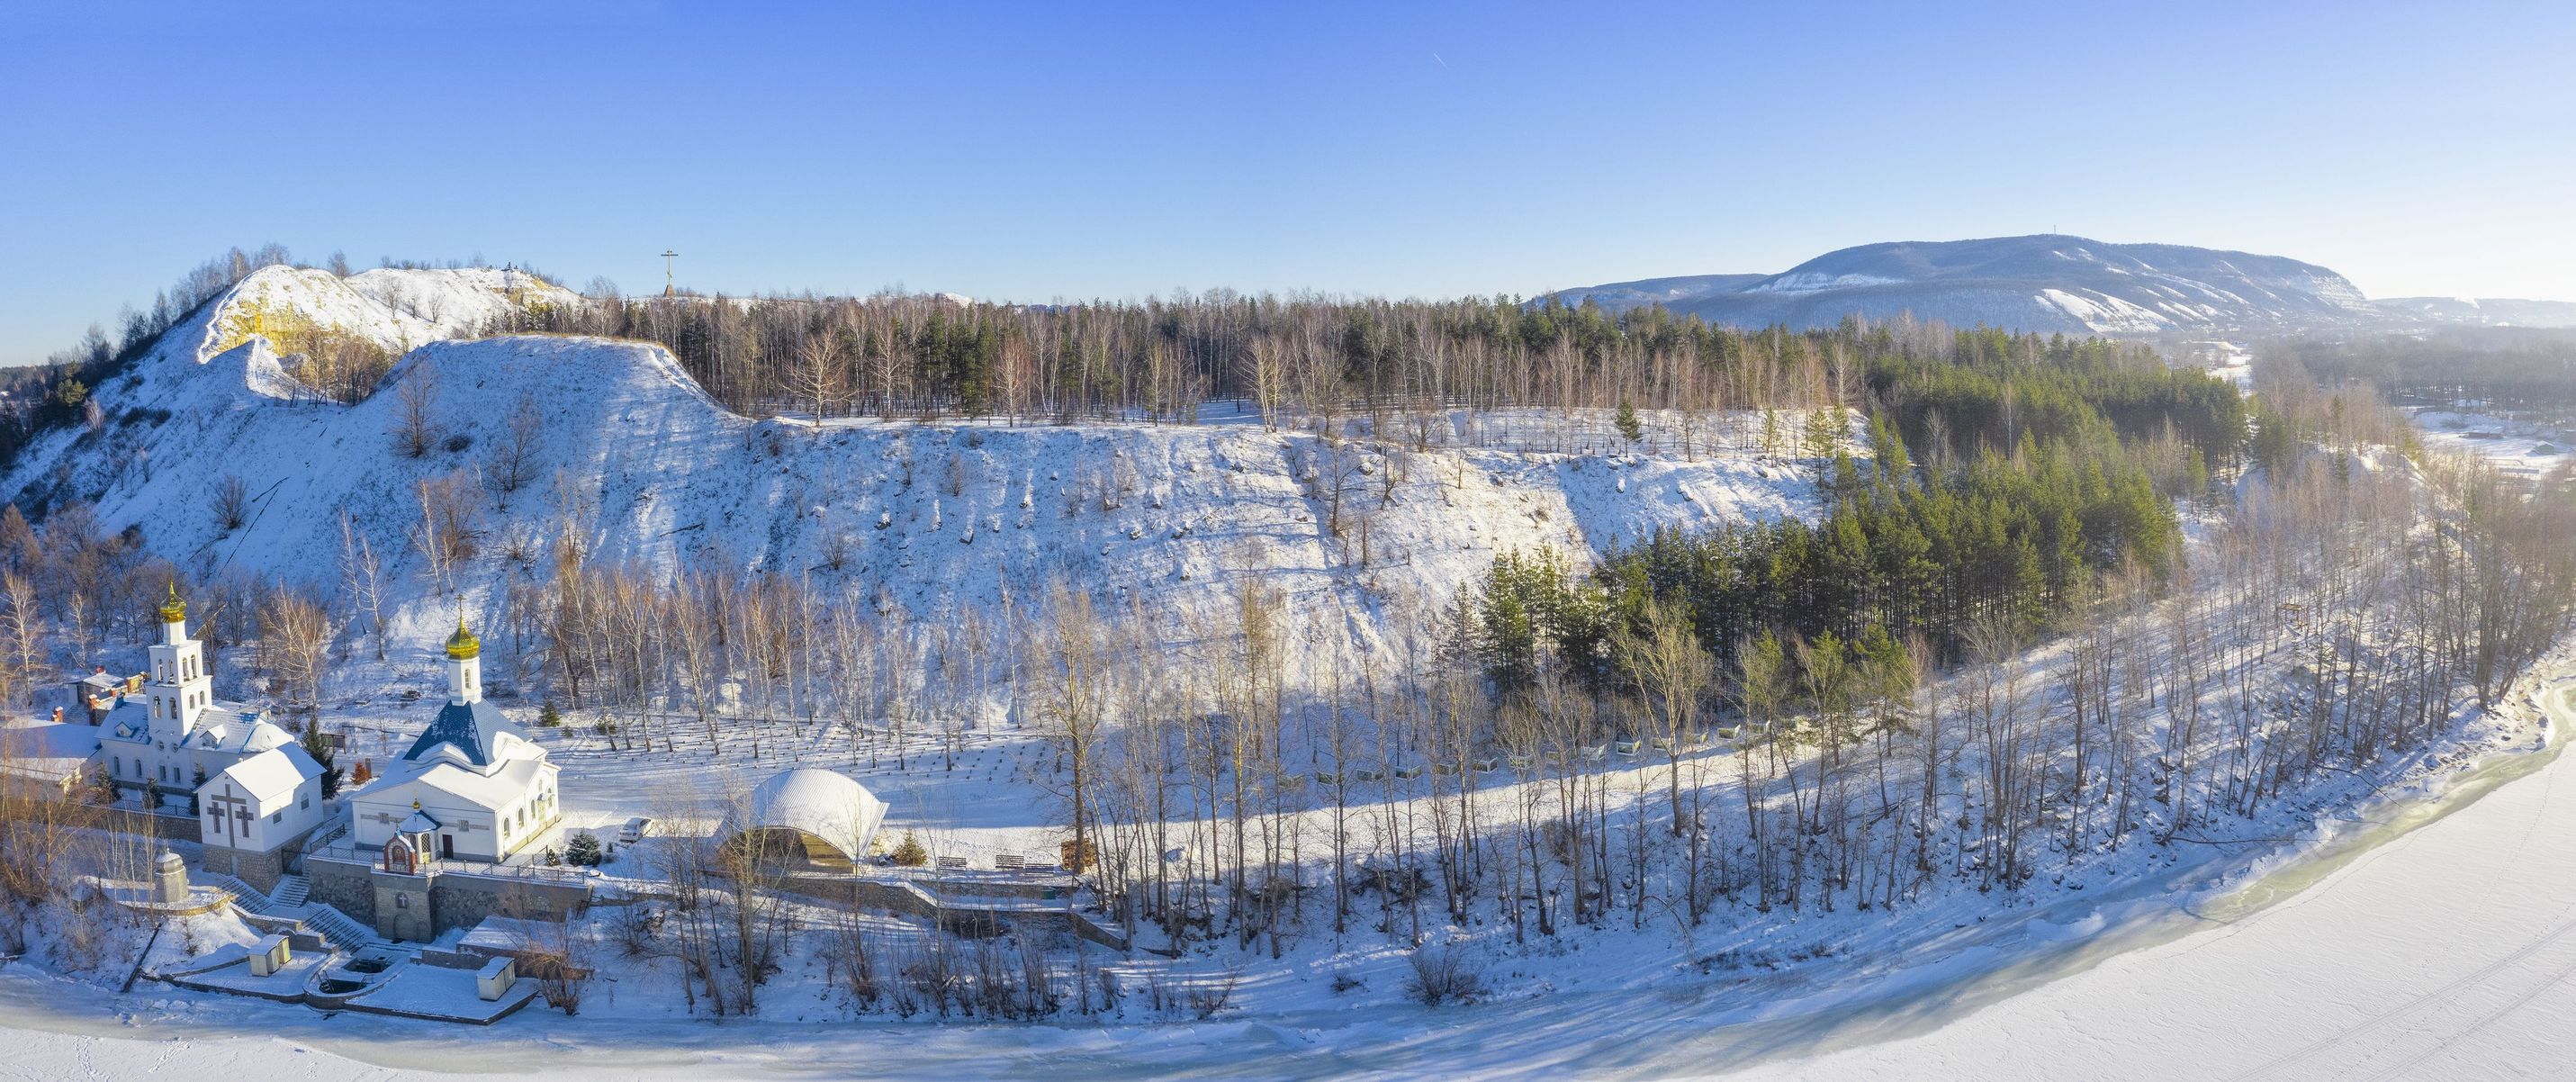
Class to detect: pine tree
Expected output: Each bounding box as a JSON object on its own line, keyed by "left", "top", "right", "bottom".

{"left": 1615, "top": 401, "right": 1644, "bottom": 446}
{"left": 302, "top": 722, "right": 343, "bottom": 798}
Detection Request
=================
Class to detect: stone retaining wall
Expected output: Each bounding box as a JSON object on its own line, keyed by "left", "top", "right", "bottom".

{"left": 769, "top": 874, "right": 1130, "bottom": 951}
{"left": 307, "top": 856, "right": 591, "bottom": 942}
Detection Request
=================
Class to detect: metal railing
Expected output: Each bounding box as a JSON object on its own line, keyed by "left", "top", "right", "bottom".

{"left": 307, "top": 843, "right": 593, "bottom": 885}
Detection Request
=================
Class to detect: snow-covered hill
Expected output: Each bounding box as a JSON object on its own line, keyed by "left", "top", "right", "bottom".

{"left": 1550, "top": 235, "right": 2396, "bottom": 336}
{"left": 2373, "top": 295, "right": 2576, "bottom": 329}
{"left": 5, "top": 265, "right": 1824, "bottom": 693}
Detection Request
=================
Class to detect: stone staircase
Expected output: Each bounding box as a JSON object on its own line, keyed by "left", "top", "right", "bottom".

{"left": 203, "top": 872, "right": 272, "bottom": 913}
{"left": 296, "top": 903, "right": 374, "bottom": 951}
{"left": 205, "top": 871, "right": 375, "bottom": 951}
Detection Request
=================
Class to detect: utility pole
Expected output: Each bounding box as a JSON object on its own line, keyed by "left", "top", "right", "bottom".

{"left": 662, "top": 249, "right": 679, "bottom": 297}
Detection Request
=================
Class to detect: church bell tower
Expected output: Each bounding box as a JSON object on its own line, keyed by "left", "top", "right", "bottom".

{"left": 146, "top": 585, "right": 210, "bottom": 742}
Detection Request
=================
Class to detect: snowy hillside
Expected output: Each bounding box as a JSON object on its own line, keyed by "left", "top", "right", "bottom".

{"left": 4, "top": 265, "right": 1824, "bottom": 693}
{"left": 2373, "top": 295, "right": 2576, "bottom": 328}
{"left": 207, "top": 265, "right": 580, "bottom": 354}
{"left": 1550, "top": 234, "right": 2386, "bottom": 335}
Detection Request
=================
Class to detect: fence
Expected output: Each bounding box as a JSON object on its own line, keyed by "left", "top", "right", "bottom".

{"left": 306, "top": 844, "right": 596, "bottom": 887}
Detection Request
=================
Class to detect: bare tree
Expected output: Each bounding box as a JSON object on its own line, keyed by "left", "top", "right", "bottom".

{"left": 1033, "top": 582, "right": 1112, "bottom": 874}
{"left": 791, "top": 329, "right": 848, "bottom": 425}
{"left": 390, "top": 365, "right": 440, "bottom": 458}
{"left": 338, "top": 510, "right": 390, "bottom": 661}
{"left": 493, "top": 393, "right": 545, "bottom": 498}
{"left": 0, "top": 573, "right": 42, "bottom": 709}
{"left": 414, "top": 471, "right": 482, "bottom": 593}
{"left": 212, "top": 473, "right": 252, "bottom": 533}
{"left": 260, "top": 587, "right": 331, "bottom": 717}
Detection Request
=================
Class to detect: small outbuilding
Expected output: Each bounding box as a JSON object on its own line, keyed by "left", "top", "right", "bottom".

{"left": 716, "top": 768, "right": 888, "bottom": 870}
{"left": 0, "top": 715, "right": 101, "bottom": 798}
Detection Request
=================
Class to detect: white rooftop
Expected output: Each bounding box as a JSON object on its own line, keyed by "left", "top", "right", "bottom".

{"left": 206, "top": 744, "right": 323, "bottom": 803}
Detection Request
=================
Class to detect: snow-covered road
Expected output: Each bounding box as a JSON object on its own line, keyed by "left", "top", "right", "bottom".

{"left": 1743, "top": 674, "right": 2576, "bottom": 1080}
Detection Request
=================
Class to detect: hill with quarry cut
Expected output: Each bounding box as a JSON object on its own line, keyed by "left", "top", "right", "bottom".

{"left": 1, "top": 265, "right": 1829, "bottom": 693}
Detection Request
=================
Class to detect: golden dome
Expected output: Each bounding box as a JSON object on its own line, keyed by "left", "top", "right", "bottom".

{"left": 445, "top": 617, "right": 481, "bottom": 661}
{"left": 157, "top": 583, "right": 186, "bottom": 624}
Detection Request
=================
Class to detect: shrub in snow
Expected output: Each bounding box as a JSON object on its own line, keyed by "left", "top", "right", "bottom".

{"left": 212, "top": 473, "right": 249, "bottom": 532}
{"left": 889, "top": 831, "right": 927, "bottom": 867}
{"left": 537, "top": 699, "right": 563, "bottom": 727}
{"left": 1404, "top": 943, "right": 1485, "bottom": 1006}
{"left": 565, "top": 832, "right": 604, "bottom": 867}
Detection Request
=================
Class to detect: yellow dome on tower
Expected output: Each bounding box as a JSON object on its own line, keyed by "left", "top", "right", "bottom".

{"left": 157, "top": 583, "right": 186, "bottom": 624}
{"left": 445, "top": 617, "right": 481, "bottom": 660}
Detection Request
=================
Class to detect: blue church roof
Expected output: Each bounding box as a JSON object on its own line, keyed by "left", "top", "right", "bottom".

{"left": 401, "top": 699, "right": 527, "bottom": 767}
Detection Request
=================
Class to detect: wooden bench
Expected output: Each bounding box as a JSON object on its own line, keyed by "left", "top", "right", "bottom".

{"left": 994, "top": 852, "right": 1027, "bottom": 871}
{"left": 936, "top": 855, "right": 968, "bottom": 870}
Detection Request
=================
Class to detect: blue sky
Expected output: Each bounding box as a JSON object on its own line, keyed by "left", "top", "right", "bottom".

{"left": 2, "top": 0, "right": 2571, "bottom": 365}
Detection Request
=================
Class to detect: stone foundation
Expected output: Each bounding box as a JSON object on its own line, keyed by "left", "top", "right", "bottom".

{"left": 308, "top": 856, "right": 590, "bottom": 942}
{"left": 201, "top": 844, "right": 286, "bottom": 891}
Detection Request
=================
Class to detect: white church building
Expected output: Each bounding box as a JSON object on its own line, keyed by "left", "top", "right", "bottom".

{"left": 196, "top": 743, "right": 329, "bottom": 888}
{"left": 96, "top": 587, "right": 299, "bottom": 808}
{"left": 350, "top": 620, "right": 560, "bottom": 863}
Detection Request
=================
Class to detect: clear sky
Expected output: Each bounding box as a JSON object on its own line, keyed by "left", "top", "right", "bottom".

{"left": 3, "top": 0, "right": 2571, "bottom": 365}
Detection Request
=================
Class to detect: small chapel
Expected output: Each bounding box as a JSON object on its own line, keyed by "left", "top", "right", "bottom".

{"left": 349, "top": 619, "right": 561, "bottom": 863}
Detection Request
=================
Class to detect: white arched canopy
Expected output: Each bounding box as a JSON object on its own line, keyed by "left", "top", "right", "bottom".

{"left": 716, "top": 769, "right": 889, "bottom": 864}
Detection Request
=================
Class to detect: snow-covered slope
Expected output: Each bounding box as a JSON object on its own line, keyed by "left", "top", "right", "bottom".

{"left": 202, "top": 265, "right": 579, "bottom": 357}
{"left": 1549, "top": 234, "right": 2386, "bottom": 335}
{"left": 5, "top": 266, "right": 1823, "bottom": 692}
{"left": 2373, "top": 295, "right": 2576, "bottom": 329}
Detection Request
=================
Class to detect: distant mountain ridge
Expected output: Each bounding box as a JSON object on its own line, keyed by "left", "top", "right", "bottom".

{"left": 1550, "top": 235, "right": 2576, "bottom": 336}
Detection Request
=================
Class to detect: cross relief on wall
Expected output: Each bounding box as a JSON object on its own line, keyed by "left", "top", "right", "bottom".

{"left": 206, "top": 794, "right": 249, "bottom": 840}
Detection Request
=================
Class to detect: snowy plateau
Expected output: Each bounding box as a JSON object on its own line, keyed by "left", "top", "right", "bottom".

{"left": 0, "top": 264, "right": 2566, "bottom": 1081}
